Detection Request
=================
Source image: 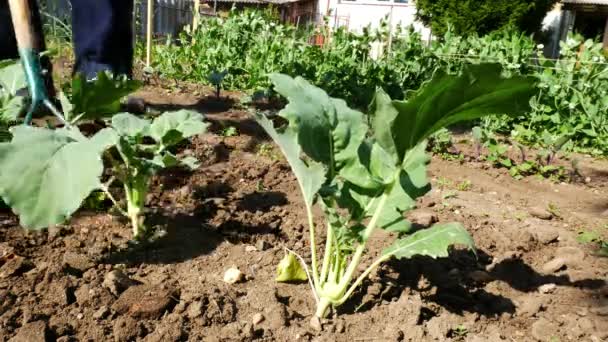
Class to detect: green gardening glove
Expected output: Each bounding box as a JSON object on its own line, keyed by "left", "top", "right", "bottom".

{"left": 18, "top": 48, "right": 65, "bottom": 125}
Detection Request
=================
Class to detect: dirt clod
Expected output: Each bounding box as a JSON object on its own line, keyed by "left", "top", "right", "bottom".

{"left": 252, "top": 312, "right": 265, "bottom": 325}
{"left": 539, "top": 283, "right": 557, "bottom": 294}
{"left": 8, "top": 320, "right": 49, "bottom": 342}
{"left": 93, "top": 306, "right": 110, "bottom": 320}
{"left": 112, "top": 284, "right": 178, "bottom": 319}
{"left": 103, "top": 270, "right": 140, "bottom": 296}
{"left": 529, "top": 207, "right": 553, "bottom": 220}
{"left": 113, "top": 316, "right": 144, "bottom": 342}
{"left": 542, "top": 257, "right": 567, "bottom": 273}
{"left": 517, "top": 296, "right": 545, "bottom": 317}
{"left": 62, "top": 252, "right": 94, "bottom": 272}
{"left": 0, "top": 255, "right": 33, "bottom": 278}
{"left": 531, "top": 318, "right": 558, "bottom": 341}
{"left": 408, "top": 210, "right": 438, "bottom": 227}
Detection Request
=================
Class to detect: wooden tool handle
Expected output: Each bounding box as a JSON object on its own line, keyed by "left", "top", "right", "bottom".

{"left": 8, "top": 0, "right": 36, "bottom": 50}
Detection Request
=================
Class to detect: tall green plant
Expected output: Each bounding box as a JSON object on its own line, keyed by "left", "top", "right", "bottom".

{"left": 256, "top": 64, "right": 535, "bottom": 318}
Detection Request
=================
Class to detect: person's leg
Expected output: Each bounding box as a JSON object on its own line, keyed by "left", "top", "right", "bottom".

{"left": 71, "top": 0, "right": 134, "bottom": 79}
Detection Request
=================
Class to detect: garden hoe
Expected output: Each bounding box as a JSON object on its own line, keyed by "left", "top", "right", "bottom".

{"left": 8, "top": 0, "right": 66, "bottom": 125}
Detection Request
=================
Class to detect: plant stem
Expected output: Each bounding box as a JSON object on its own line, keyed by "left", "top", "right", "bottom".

{"left": 337, "top": 192, "right": 389, "bottom": 290}
{"left": 99, "top": 177, "right": 128, "bottom": 216}
{"left": 306, "top": 204, "right": 320, "bottom": 289}
{"left": 336, "top": 254, "right": 391, "bottom": 305}
{"left": 315, "top": 297, "right": 332, "bottom": 318}
{"left": 320, "top": 221, "right": 334, "bottom": 283}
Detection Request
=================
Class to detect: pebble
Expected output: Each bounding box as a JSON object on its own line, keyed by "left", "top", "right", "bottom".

{"left": 245, "top": 245, "right": 257, "bottom": 252}
{"left": 223, "top": 267, "right": 244, "bottom": 284}
{"left": 539, "top": 283, "right": 557, "bottom": 294}
{"left": 252, "top": 313, "right": 265, "bottom": 325}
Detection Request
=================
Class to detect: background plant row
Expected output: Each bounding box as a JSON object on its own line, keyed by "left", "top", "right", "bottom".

{"left": 151, "top": 9, "right": 608, "bottom": 156}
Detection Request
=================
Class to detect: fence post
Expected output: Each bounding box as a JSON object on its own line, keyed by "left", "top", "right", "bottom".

{"left": 193, "top": 0, "right": 200, "bottom": 31}
{"left": 146, "top": 0, "right": 154, "bottom": 67}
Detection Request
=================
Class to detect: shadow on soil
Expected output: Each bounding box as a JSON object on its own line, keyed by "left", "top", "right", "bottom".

{"left": 103, "top": 185, "right": 289, "bottom": 266}
{"left": 340, "top": 248, "right": 606, "bottom": 319}
{"left": 146, "top": 96, "right": 285, "bottom": 154}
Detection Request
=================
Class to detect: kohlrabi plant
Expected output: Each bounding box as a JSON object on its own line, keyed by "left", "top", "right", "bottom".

{"left": 208, "top": 70, "right": 228, "bottom": 98}
{"left": 0, "top": 60, "right": 27, "bottom": 123}
{"left": 0, "top": 109, "right": 207, "bottom": 239}
{"left": 59, "top": 71, "right": 142, "bottom": 124}
{"left": 256, "top": 64, "right": 535, "bottom": 319}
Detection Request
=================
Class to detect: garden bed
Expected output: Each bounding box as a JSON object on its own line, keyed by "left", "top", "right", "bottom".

{"left": 0, "top": 83, "right": 607, "bottom": 342}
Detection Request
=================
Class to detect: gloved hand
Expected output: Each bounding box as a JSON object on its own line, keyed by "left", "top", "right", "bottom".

{"left": 19, "top": 48, "right": 65, "bottom": 125}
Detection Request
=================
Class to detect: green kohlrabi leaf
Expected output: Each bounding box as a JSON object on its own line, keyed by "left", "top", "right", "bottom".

{"left": 256, "top": 114, "right": 325, "bottom": 207}
{"left": 89, "top": 128, "right": 119, "bottom": 153}
{"left": 1, "top": 96, "right": 25, "bottom": 122}
{"left": 0, "top": 126, "right": 106, "bottom": 229}
{"left": 269, "top": 74, "right": 366, "bottom": 171}
{"left": 0, "top": 61, "right": 26, "bottom": 96}
{"left": 382, "top": 223, "right": 476, "bottom": 259}
{"left": 375, "top": 64, "right": 536, "bottom": 161}
{"left": 344, "top": 142, "right": 431, "bottom": 233}
{"left": 148, "top": 110, "right": 209, "bottom": 146}
{"left": 112, "top": 113, "right": 151, "bottom": 137}
{"left": 276, "top": 252, "right": 308, "bottom": 282}
{"left": 70, "top": 71, "right": 142, "bottom": 120}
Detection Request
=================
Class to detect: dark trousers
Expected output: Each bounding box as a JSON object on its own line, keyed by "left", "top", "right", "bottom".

{"left": 0, "top": 0, "right": 133, "bottom": 79}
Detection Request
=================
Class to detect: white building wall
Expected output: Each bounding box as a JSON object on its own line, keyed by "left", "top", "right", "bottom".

{"left": 320, "top": 0, "right": 430, "bottom": 38}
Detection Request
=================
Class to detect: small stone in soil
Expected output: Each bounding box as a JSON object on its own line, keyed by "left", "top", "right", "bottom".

{"left": 223, "top": 267, "right": 244, "bottom": 284}
{"left": 529, "top": 207, "right": 553, "bottom": 220}
{"left": 245, "top": 245, "right": 257, "bottom": 252}
{"left": 538, "top": 283, "right": 557, "bottom": 294}
{"left": 252, "top": 313, "right": 265, "bottom": 325}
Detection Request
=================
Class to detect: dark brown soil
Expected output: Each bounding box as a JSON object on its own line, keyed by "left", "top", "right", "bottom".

{"left": 1, "top": 82, "right": 607, "bottom": 342}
